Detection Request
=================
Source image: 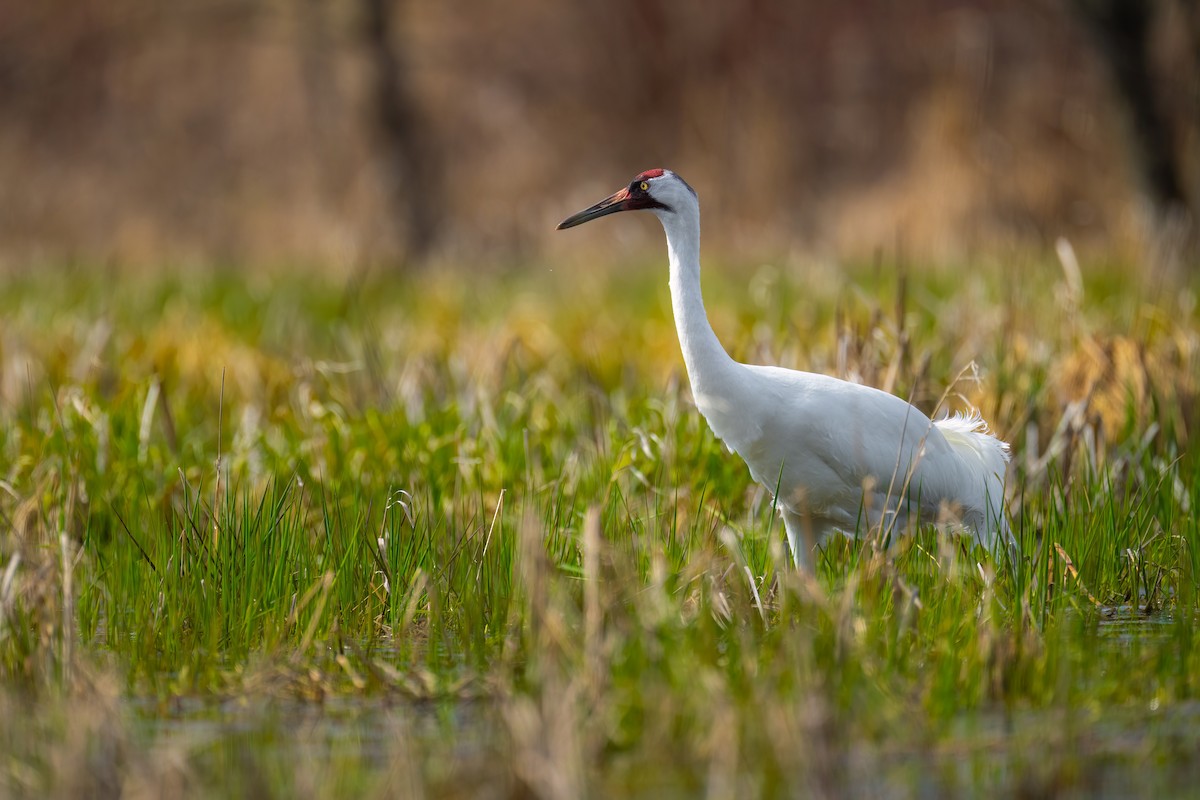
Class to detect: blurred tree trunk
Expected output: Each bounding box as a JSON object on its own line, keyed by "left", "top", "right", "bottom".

{"left": 1071, "top": 0, "right": 1191, "bottom": 220}
{"left": 296, "top": 0, "right": 346, "bottom": 202}
{"left": 361, "top": 0, "right": 440, "bottom": 261}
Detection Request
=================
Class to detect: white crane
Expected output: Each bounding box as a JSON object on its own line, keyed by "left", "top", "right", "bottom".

{"left": 557, "top": 169, "right": 1011, "bottom": 569}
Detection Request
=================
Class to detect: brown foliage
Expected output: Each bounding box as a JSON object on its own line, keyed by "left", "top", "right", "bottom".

{"left": 0, "top": 0, "right": 1195, "bottom": 265}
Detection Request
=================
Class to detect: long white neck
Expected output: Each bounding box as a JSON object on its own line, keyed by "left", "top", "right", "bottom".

{"left": 656, "top": 205, "right": 742, "bottom": 399}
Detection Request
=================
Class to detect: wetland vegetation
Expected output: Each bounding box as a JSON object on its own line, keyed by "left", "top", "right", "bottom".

{"left": 1, "top": 252, "right": 1198, "bottom": 797}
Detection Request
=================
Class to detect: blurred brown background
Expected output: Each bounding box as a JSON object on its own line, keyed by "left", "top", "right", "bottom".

{"left": 0, "top": 0, "right": 1196, "bottom": 267}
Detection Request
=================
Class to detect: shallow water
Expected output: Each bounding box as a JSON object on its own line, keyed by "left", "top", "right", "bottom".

{"left": 125, "top": 668, "right": 1200, "bottom": 799}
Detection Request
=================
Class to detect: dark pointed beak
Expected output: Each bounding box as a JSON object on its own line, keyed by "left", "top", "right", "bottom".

{"left": 556, "top": 188, "right": 633, "bottom": 230}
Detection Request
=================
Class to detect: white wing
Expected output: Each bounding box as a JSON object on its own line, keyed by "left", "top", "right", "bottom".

{"left": 697, "top": 364, "right": 1009, "bottom": 545}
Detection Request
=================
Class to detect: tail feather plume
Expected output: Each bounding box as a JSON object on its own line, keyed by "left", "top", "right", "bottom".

{"left": 934, "top": 410, "right": 1010, "bottom": 479}
{"left": 934, "top": 409, "right": 1012, "bottom": 549}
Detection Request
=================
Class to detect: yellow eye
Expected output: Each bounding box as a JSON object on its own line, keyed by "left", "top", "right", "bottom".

{"left": 640, "top": 182, "right": 649, "bottom": 191}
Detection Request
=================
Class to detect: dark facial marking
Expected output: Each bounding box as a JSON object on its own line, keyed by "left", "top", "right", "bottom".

{"left": 631, "top": 168, "right": 694, "bottom": 206}
{"left": 627, "top": 176, "right": 672, "bottom": 213}
{"left": 675, "top": 173, "right": 698, "bottom": 199}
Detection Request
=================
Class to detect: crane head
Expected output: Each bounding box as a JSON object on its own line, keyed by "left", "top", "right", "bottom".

{"left": 556, "top": 169, "right": 694, "bottom": 230}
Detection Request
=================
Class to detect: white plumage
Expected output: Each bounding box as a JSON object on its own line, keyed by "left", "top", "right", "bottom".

{"left": 558, "top": 169, "right": 1011, "bottom": 568}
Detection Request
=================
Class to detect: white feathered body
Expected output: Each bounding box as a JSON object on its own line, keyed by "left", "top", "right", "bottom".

{"left": 694, "top": 365, "right": 1010, "bottom": 553}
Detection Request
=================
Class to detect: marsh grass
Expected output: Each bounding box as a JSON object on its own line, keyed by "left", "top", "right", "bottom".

{"left": 1, "top": 253, "right": 1199, "bottom": 797}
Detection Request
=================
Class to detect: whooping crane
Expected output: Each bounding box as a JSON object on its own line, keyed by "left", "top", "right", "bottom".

{"left": 557, "top": 169, "right": 1011, "bottom": 569}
